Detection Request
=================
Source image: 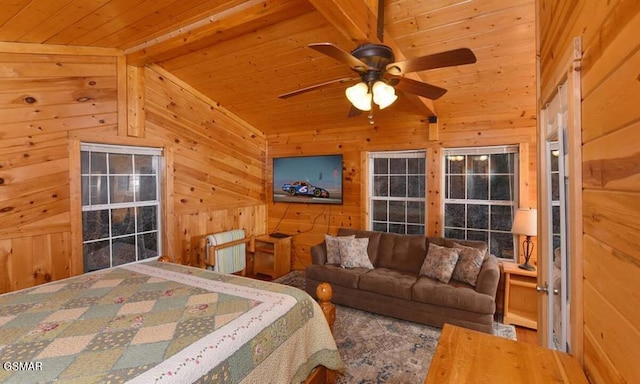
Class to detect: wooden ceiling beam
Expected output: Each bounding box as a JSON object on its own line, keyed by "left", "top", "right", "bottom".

{"left": 308, "top": 0, "right": 436, "bottom": 117}
{"left": 125, "top": 0, "right": 313, "bottom": 66}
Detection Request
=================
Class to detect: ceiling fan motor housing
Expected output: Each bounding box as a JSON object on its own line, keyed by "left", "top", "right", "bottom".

{"left": 351, "top": 44, "right": 395, "bottom": 84}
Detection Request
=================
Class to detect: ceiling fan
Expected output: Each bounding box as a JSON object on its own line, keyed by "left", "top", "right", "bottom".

{"left": 278, "top": 42, "right": 477, "bottom": 114}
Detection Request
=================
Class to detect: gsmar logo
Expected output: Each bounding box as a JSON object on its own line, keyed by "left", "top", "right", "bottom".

{"left": 3, "top": 361, "right": 43, "bottom": 371}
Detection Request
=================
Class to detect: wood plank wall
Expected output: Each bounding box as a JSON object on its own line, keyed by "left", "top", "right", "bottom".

{"left": 538, "top": 1, "right": 640, "bottom": 383}
{"left": 143, "top": 66, "right": 268, "bottom": 266}
{"left": 267, "top": 110, "right": 537, "bottom": 270}
{"left": 0, "top": 50, "right": 268, "bottom": 293}
{"left": 0, "top": 51, "right": 117, "bottom": 293}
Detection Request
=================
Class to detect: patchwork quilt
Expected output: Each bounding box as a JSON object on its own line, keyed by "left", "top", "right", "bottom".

{"left": 0, "top": 261, "right": 343, "bottom": 383}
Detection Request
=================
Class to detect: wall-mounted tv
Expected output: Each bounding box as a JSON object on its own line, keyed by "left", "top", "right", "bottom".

{"left": 273, "top": 154, "right": 343, "bottom": 205}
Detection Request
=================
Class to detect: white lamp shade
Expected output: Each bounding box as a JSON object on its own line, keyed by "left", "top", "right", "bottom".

{"left": 345, "top": 82, "right": 372, "bottom": 111}
{"left": 511, "top": 208, "right": 537, "bottom": 236}
{"left": 372, "top": 81, "right": 398, "bottom": 109}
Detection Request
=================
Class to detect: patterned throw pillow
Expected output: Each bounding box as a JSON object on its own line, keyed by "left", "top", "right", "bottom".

{"left": 419, "top": 243, "right": 460, "bottom": 283}
{"left": 325, "top": 234, "right": 355, "bottom": 264}
{"left": 451, "top": 242, "right": 485, "bottom": 286}
{"left": 338, "top": 237, "right": 374, "bottom": 269}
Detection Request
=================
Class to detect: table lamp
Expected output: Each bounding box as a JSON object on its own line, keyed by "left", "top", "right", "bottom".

{"left": 511, "top": 208, "right": 537, "bottom": 271}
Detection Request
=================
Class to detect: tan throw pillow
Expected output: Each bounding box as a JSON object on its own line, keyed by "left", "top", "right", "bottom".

{"left": 451, "top": 242, "right": 485, "bottom": 286}
{"left": 420, "top": 243, "right": 460, "bottom": 283}
{"left": 338, "top": 237, "right": 374, "bottom": 269}
{"left": 325, "top": 234, "right": 355, "bottom": 264}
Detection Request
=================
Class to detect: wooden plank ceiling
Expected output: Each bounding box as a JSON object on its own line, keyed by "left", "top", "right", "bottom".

{"left": 0, "top": 0, "right": 536, "bottom": 135}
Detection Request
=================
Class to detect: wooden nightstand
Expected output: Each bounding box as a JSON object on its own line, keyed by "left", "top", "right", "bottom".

{"left": 253, "top": 235, "right": 291, "bottom": 279}
{"left": 502, "top": 262, "right": 538, "bottom": 329}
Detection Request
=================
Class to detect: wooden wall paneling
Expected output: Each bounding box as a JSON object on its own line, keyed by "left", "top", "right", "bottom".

{"left": 426, "top": 148, "right": 443, "bottom": 237}
{"left": 581, "top": 45, "right": 640, "bottom": 144}
{"left": 583, "top": 120, "right": 640, "bottom": 192}
{"left": 538, "top": 0, "right": 625, "bottom": 103}
{"left": 117, "top": 55, "right": 127, "bottom": 136}
{"left": 0, "top": 239, "right": 11, "bottom": 294}
{"left": 126, "top": 64, "right": 145, "bottom": 137}
{"left": 582, "top": 190, "right": 640, "bottom": 260}
{"left": 580, "top": 5, "right": 640, "bottom": 98}
{"left": 67, "top": 137, "right": 83, "bottom": 277}
{"left": 582, "top": 235, "right": 639, "bottom": 384}
{"left": 0, "top": 51, "right": 118, "bottom": 291}
{"left": 142, "top": 66, "right": 267, "bottom": 266}
{"left": 537, "top": 1, "right": 640, "bottom": 380}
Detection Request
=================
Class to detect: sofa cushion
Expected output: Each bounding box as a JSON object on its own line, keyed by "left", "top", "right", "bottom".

{"left": 419, "top": 243, "right": 460, "bottom": 283}
{"left": 337, "top": 228, "right": 383, "bottom": 265}
{"left": 358, "top": 268, "right": 416, "bottom": 300}
{"left": 325, "top": 234, "right": 355, "bottom": 264}
{"left": 412, "top": 276, "right": 495, "bottom": 314}
{"left": 429, "top": 237, "right": 488, "bottom": 256}
{"left": 451, "top": 242, "right": 485, "bottom": 286}
{"left": 306, "top": 264, "right": 368, "bottom": 289}
{"left": 375, "top": 233, "right": 429, "bottom": 274}
{"left": 338, "top": 237, "right": 374, "bottom": 269}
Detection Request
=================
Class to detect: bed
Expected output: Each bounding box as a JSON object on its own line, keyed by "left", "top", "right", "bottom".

{"left": 0, "top": 259, "right": 343, "bottom": 383}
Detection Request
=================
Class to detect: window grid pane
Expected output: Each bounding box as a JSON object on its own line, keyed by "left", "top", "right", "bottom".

{"left": 444, "top": 150, "right": 517, "bottom": 259}
{"left": 370, "top": 151, "right": 426, "bottom": 235}
{"left": 81, "top": 145, "right": 162, "bottom": 272}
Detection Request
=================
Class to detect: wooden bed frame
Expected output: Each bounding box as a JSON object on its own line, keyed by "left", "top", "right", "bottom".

{"left": 158, "top": 256, "right": 338, "bottom": 384}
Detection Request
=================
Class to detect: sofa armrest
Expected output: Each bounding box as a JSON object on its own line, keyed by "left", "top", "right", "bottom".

{"left": 310, "top": 241, "right": 328, "bottom": 265}
{"left": 475, "top": 254, "right": 500, "bottom": 297}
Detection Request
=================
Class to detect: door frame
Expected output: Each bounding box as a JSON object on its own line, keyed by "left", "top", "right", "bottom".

{"left": 537, "top": 36, "right": 583, "bottom": 359}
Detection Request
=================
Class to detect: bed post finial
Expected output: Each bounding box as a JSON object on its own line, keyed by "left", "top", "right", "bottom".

{"left": 316, "top": 282, "right": 335, "bottom": 331}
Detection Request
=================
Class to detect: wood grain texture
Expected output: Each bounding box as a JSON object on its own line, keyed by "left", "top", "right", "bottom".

{"left": 0, "top": 48, "right": 268, "bottom": 289}
{"left": 424, "top": 324, "right": 588, "bottom": 383}
{"left": 539, "top": 0, "right": 640, "bottom": 383}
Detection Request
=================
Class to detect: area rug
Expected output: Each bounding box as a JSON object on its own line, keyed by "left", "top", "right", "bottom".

{"left": 274, "top": 270, "right": 517, "bottom": 384}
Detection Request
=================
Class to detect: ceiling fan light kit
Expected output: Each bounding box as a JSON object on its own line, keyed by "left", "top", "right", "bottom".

{"left": 345, "top": 82, "right": 372, "bottom": 111}
{"left": 372, "top": 81, "right": 397, "bottom": 109}
{"left": 345, "top": 80, "right": 397, "bottom": 111}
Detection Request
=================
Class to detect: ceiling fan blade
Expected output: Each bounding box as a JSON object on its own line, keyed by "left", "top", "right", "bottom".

{"left": 308, "top": 43, "right": 371, "bottom": 72}
{"left": 386, "top": 48, "right": 477, "bottom": 75}
{"left": 393, "top": 77, "right": 448, "bottom": 100}
{"left": 278, "top": 77, "right": 358, "bottom": 99}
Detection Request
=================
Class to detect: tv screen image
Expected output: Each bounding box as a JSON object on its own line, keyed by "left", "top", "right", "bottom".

{"left": 273, "top": 154, "right": 343, "bottom": 205}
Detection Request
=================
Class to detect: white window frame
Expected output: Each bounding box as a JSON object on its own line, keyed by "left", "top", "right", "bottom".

{"left": 442, "top": 145, "right": 519, "bottom": 259}
{"left": 81, "top": 143, "right": 163, "bottom": 271}
{"left": 367, "top": 150, "right": 426, "bottom": 235}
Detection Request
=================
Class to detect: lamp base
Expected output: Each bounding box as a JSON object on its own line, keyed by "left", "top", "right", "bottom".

{"left": 518, "top": 262, "right": 536, "bottom": 271}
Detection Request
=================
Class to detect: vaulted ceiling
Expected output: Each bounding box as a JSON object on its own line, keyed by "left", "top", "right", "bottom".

{"left": 0, "top": 0, "right": 536, "bottom": 135}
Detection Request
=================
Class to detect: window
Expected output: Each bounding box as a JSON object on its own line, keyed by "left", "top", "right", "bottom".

{"left": 368, "top": 150, "right": 426, "bottom": 234}
{"left": 443, "top": 146, "right": 518, "bottom": 259}
{"left": 81, "top": 143, "right": 163, "bottom": 272}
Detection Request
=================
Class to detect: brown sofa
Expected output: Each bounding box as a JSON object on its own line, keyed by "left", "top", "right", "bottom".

{"left": 305, "top": 228, "right": 501, "bottom": 333}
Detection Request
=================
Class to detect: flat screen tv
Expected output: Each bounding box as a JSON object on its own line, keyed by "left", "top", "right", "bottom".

{"left": 273, "top": 154, "right": 343, "bottom": 205}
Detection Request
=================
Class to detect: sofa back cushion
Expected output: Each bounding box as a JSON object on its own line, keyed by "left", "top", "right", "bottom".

{"left": 428, "top": 237, "right": 488, "bottom": 256}
{"left": 375, "top": 232, "right": 429, "bottom": 274}
{"left": 337, "top": 228, "right": 382, "bottom": 265}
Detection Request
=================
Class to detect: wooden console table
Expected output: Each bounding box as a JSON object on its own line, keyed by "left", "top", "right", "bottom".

{"left": 424, "top": 324, "right": 588, "bottom": 384}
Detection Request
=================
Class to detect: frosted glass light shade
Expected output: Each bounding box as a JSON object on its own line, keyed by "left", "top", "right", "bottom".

{"left": 345, "top": 82, "right": 372, "bottom": 111}
{"left": 372, "top": 81, "right": 398, "bottom": 109}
